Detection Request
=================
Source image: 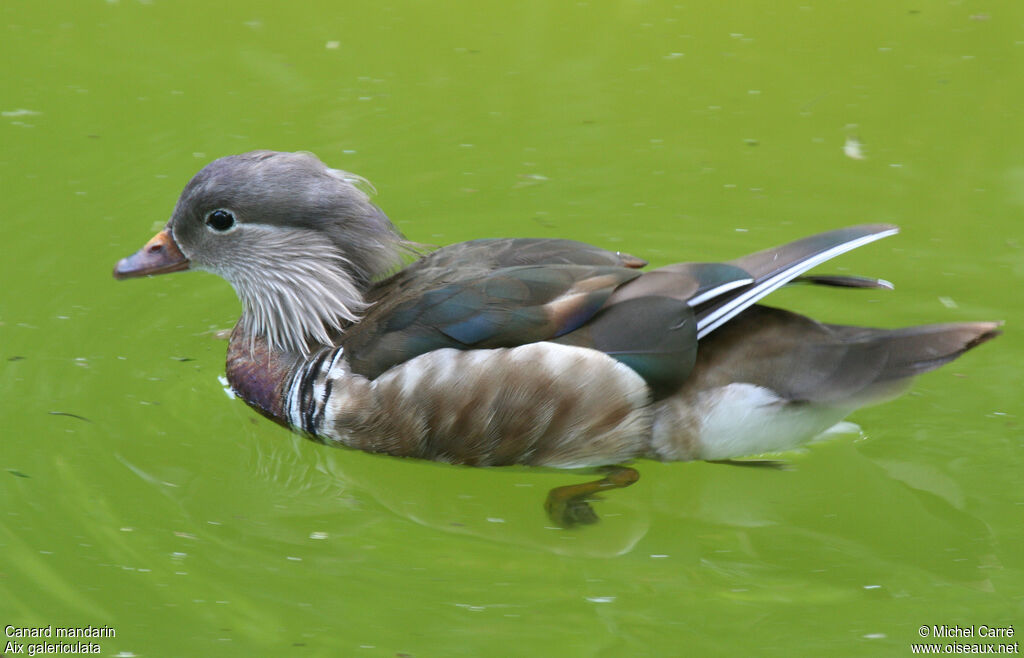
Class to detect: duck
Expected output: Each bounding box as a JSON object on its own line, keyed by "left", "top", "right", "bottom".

{"left": 113, "top": 150, "right": 1000, "bottom": 524}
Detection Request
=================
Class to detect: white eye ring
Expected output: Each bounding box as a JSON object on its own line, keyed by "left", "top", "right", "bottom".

{"left": 205, "top": 209, "right": 237, "bottom": 232}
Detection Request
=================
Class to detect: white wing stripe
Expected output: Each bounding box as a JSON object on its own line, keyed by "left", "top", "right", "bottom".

{"left": 696, "top": 228, "right": 898, "bottom": 339}
{"left": 686, "top": 277, "right": 754, "bottom": 307}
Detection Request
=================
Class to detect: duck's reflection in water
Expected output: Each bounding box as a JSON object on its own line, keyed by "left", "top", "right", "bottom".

{"left": 248, "top": 432, "right": 1000, "bottom": 586}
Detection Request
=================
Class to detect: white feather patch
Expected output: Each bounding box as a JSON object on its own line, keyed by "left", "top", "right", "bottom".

{"left": 689, "top": 383, "right": 851, "bottom": 460}
{"left": 205, "top": 224, "right": 368, "bottom": 355}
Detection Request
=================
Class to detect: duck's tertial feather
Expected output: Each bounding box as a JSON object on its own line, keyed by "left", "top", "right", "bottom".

{"left": 607, "top": 262, "right": 753, "bottom": 307}
{"left": 792, "top": 274, "right": 894, "bottom": 290}
{"left": 695, "top": 224, "right": 899, "bottom": 338}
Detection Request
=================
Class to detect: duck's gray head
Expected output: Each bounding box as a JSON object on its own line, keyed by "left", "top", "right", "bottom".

{"left": 114, "top": 150, "right": 410, "bottom": 355}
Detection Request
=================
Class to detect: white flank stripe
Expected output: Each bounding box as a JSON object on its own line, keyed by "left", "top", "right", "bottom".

{"left": 286, "top": 367, "right": 306, "bottom": 428}
{"left": 327, "top": 346, "right": 347, "bottom": 373}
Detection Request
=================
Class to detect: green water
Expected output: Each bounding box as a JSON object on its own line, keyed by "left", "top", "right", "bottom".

{"left": 3, "top": 1, "right": 1022, "bottom": 655}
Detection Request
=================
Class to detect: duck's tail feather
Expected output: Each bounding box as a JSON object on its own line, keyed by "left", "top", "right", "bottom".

{"left": 829, "top": 320, "right": 1003, "bottom": 383}
{"left": 692, "top": 306, "right": 1001, "bottom": 406}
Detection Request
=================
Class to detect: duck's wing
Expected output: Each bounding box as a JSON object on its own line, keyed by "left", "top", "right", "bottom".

{"left": 345, "top": 263, "right": 645, "bottom": 379}
{"left": 344, "top": 227, "right": 899, "bottom": 389}
{"left": 347, "top": 238, "right": 667, "bottom": 382}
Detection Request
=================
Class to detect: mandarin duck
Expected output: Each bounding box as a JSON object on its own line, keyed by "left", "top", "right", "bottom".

{"left": 114, "top": 151, "right": 1000, "bottom": 525}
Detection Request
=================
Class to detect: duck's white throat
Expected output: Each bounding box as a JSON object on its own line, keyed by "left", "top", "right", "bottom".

{"left": 204, "top": 224, "right": 369, "bottom": 355}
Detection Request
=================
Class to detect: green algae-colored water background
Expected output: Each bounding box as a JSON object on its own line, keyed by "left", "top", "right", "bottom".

{"left": 2, "top": 2, "right": 1022, "bottom": 655}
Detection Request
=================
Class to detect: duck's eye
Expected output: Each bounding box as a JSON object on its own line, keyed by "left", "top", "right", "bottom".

{"left": 205, "top": 209, "right": 235, "bottom": 232}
